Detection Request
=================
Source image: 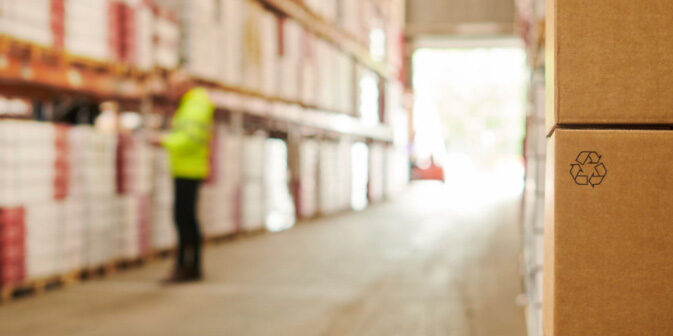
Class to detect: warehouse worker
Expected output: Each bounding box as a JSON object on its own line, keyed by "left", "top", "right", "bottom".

{"left": 152, "top": 71, "right": 214, "bottom": 283}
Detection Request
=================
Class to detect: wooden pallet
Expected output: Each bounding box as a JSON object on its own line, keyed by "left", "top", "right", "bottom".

{"left": 81, "top": 260, "right": 118, "bottom": 279}
{"left": 115, "top": 254, "right": 153, "bottom": 270}
{"left": 0, "top": 272, "right": 77, "bottom": 304}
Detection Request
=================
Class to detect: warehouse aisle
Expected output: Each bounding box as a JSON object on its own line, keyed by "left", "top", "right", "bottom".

{"left": 0, "top": 181, "right": 525, "bottom": 336}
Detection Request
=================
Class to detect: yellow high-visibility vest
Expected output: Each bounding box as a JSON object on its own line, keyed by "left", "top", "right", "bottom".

{"left": 162, "top": 87, "right": 214, "bottom": 179}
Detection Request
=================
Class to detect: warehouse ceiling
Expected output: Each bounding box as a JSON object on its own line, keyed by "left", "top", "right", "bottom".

{"left": 406, "top": 0, "right": 516, "bottom": 37}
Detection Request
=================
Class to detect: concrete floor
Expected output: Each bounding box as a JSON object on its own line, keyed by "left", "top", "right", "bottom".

{"left": 0, "top": 181, "right": 525, "bottom": 336}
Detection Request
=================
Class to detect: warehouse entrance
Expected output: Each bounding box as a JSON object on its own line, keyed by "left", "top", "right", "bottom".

{"left": 410, "top": 40, "right": 527, "bottom": 196}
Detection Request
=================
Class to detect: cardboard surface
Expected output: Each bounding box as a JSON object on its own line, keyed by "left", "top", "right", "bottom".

{"left": 544, "top": 128, "right": 673, "bottom": 336}
{"left": 546, "top": 0, "right": 673, "bottom": 132}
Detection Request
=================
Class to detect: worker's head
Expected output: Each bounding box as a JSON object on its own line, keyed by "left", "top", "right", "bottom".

{"left": 168, "top": 69, "right": 195, "bottom": 98}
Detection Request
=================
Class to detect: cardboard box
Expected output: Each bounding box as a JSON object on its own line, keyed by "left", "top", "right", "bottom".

{"left": 546, "top": 0, "right": 673, "bottom": 132}
{"left": 544, "top": 128, "right": 673, "bottom": 336}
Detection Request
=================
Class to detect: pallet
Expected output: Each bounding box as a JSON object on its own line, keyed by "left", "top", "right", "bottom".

{"left": 115, "top": 254, "right": 152, "bottom": 270}
{"left": 81, "top": 260, "right": 118, "bottom": 280}
{"left": 0, "top": 272, "right": 77, "bottom": 304}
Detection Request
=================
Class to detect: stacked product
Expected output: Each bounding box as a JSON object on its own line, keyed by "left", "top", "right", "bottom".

{"left": 0, "top": 0, "right": 53, "bottom": 47}
{"left": 65, "top": 0, "right": 111, "bottom": 60}
{"left": 241, "top": 132, "right": 266, "bottom": 232}
{"left": 181, "top": 0, "right": 220, "bottom": 81}
{"left": 259, "top": 7, "right": 279, "bottom": 98}
{"left": 64, "top": 126, "right": 91, "bottom": 273}
{"left": 152, "top": 4, "right": 180, "bottom": 69}
{"left": 132, "top": 0, "right": 155, "bottom": 70}
{"left": 384, "top": 145, "right": 409, "bottom": 199}
{"left": 333, "top": 52, "right": 355, "bottom": 114}
{"left": 116, "top": 133, "right": 153, "bottom": 260}
{"left": 263, "top": 139, "right": 295, "bottom": 232}
{"left": 357, "top": 66, "right": 381, "bottom": 125}
{"left": 82, "top": 129, "right": 118, "bottom": 267}
{"left": 0, "top": 207, "right": 25, "bottom": 287}
{"left": 367, "top": 143, "right": 385, "bottom": 203}
{"left": 109, "top": 0, "right": 136, "bottom": 63}
{"left": 543, "top": 1, "right": 673, "bottom": 335}
{"left": 242, "top": 1, "right": 263, "bottom": 92}
{"left": 315, "top": 40, "right": 335, "bottom": 111}
{"left": 25, "top": 201, "right": 64, "bottom": 279}
{"left": 220, "top": 0, "right": 245, "bottom": 87}
{"left": 318, "top": 141, "right": 339, "bottom": 215}
{"left": 335, "top": 139, "right": 352, "bottom": 211}
{"left": 198, "top": 125, "right": 241, "bottom": 237}
{"left": 278, "top": 18, "right": 303, "bottom": 102}
{"left": 151, "top": 148, "right": 175, "bottom": 250}
{"left": 299, "top": 34, "right": 318, "bottom": 107}
{"left": 296, "top": 139, "right": 319, "bottom": 219}
{"left": 350, "top": 142, "right": 369, "bottom": 211}
{"left": 0, "top": 121, "right": 60, "bottom": 280}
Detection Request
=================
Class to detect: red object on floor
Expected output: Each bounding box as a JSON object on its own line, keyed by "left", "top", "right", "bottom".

{"left": 411, "top": 163, "right": 445, "bottom": 182}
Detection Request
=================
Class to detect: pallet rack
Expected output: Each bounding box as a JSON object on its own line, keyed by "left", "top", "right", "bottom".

{"left": 0, "top": 0, "right": 409, "bottom": 303}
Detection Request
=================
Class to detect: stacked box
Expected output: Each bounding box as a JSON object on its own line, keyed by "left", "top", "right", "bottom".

{"left": 116, "top": 133, "right": 152, "bottom": 259}
{"left": 296, "top": 139, "right": 319, "bottom": 219}
{"left": 368, "top": 143, "right": 385, "bottom": 203}
{"left": 53, "top": 125, "right": 70, "bottom": 200}
{"left": 0, "top": 207, "right": 26, "bottom": 287}
{"left": 0, "top": 0, "right": 52, "bottom": 46}
{"left": 65, "top": 0, "right": 110, "bottom": 60}
{"left": 259, "top": 8, "right": 279, "bottom": 97}
{"left": 153, "top": 5, "right": 180, "bottom": 69}
{"left": 357, "top": 66, "right": 381, "bottom": 125}
{"left": 181, "top": 0, "right": 220, "bottom": 80}
{"left": 64, "top": 126, "right": 90, "bottom": 272}
{"left": 241, "top": 132, "right": 266, "bottom": 232}
{"left": 350, "top": 142, "right": 369, "bottom": 211}
{"left": 318, "top": 141, "right": 339, "bottom": 215}
{"left": 300, "top": 33, "right": 318, "bottom": 107}
{"left": 242, "top": 1, "right": 263, "bottom": 92}
{"left": 278, "top": 18, "right": 302, "bottom": 102}
{"left": 315, "top": 40, "right": 335, "bottom": 110}
{"left": 336, "top": 139, "right": 352, "bottom": 211}
{"left": 384, "top": 145, "right": 409, "bottom": 199}
{"left": 198, "top": 125, "right": 242, "bottom": 237}
{"left": 220, "top": 0, "right": 245, "bottom": 86}
{"left": 25, "top": 201, "right": 64, "bottom": 279}
{"left": 333, "top": 52, "right": 355, "bottom": 114}
{"left": 151, "top": 149, "right": 175, "bottom": 250}
{"left": 264, "top": 139, "right": 295, "bottom": 232}
{"left": 108, "top": 0, "right": 136, "bottom": 63}
{"left": 51, "top": 0, "right": 65, "bottom": 49}
{"left": 543, "top": 1, "right": 673, "bottom": 335}
{"left": 81, "top": 130, "right": 118, "bottom": 266}
{"left": 62, "top": 199, "right": 86, "bottom": 272}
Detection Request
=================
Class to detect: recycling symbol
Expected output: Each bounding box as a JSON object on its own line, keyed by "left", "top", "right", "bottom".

{"left": 570, "top": 151, "right": 607, "bottom": 187}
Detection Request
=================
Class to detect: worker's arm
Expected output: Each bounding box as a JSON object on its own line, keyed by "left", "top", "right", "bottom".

{"left": 161, "top": 122, "right": 208, "bottom": 153}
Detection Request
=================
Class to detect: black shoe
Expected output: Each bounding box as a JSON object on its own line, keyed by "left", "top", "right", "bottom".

{"left": 180, "top": 267, "right": 203, "bottom": 282}
{"left": 161, "top": 268, "right": 188, "bottom": 285}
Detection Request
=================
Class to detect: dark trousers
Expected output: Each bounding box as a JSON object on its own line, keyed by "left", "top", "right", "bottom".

{"left": 173, "top": 178, "right": 203, "bottom": 272}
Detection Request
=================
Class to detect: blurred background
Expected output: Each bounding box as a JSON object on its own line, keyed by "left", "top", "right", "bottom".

{"left": 0, "top": 0, "right": 546, "bottom": 335}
